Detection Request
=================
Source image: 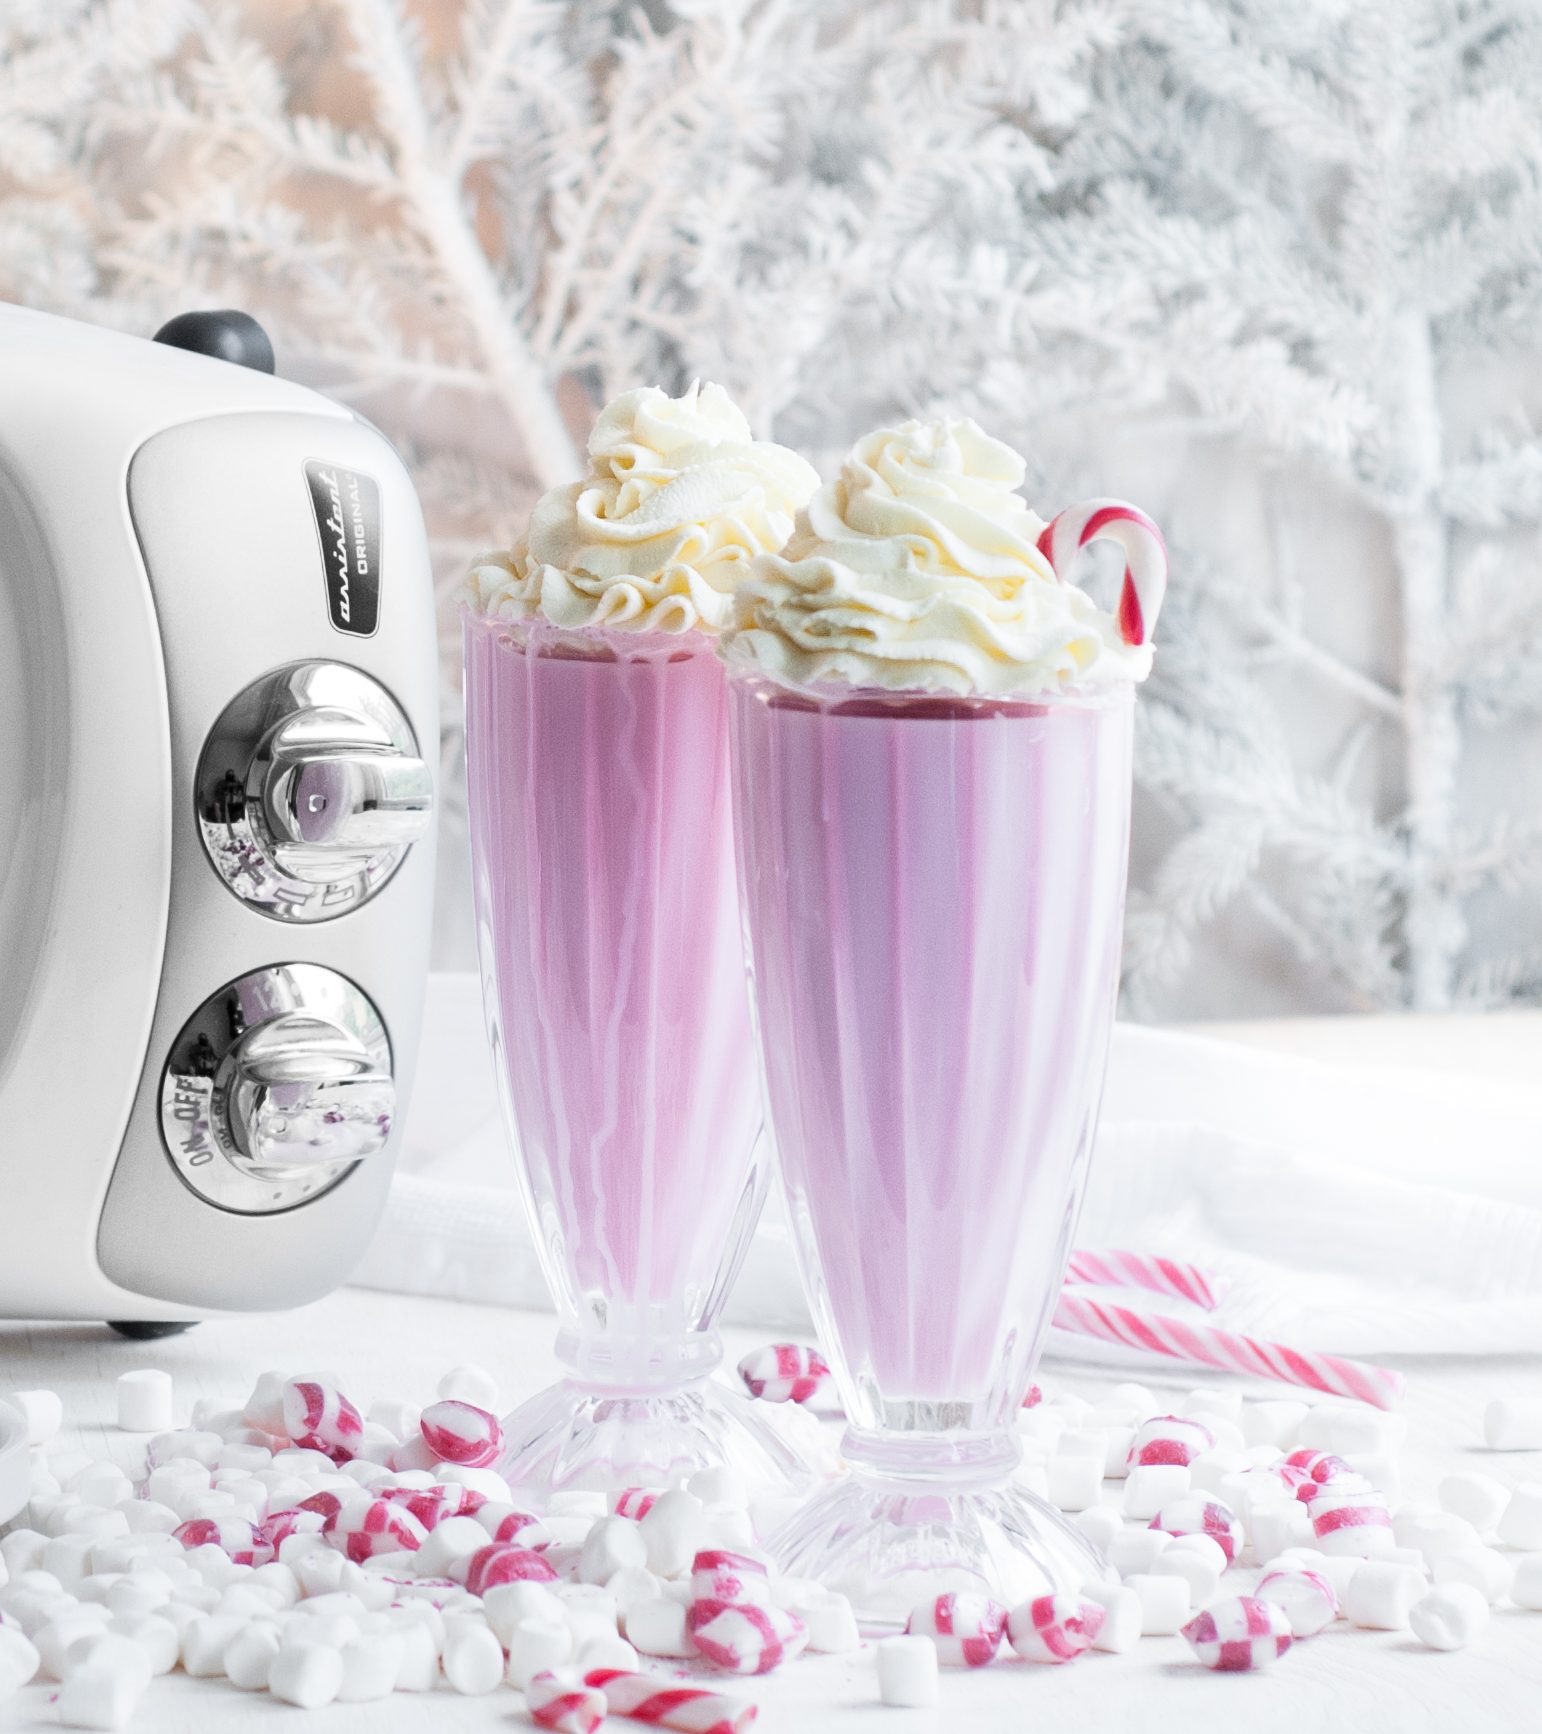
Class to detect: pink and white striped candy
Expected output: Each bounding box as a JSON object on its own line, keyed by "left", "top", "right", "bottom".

{"left": 464, "top": 1542, "right": 559, "bottom": 1595}
{"left": 1148, "top": 1494, "right": 1244, "bottom": 1564}
{"left": 688, "top": 1599, "right": 806, "bottom": 1674}
{"left": 1037, "top": 497, "right": 1168, "bottom": 647}
{"left": 584, "top": 1667, "right": 758, "bottom": 1733}
{"left": 1006, "top": 1592, "right": 1105, "bottom": 1664}
{"left": 328, "top": 1497, "right": 429, "bottom": 1562}
{"left": 1181, "top": 1595, "right": 1293, "bottom": 1672}
{"left": 736, "top": 1344, "right": 831, "bottom": 1406}
{"left": 1126, "top": 1414, "right": 1215, "bottom": 1469}
{"left": 380, "top": 1483, "right": 487, "bottom": 1531}
{"left": 1282, "top": 1450, "right": 1368, "bottom": 1499}
{"left": 1066, "top": 1248, "right": 1226, "bottom": 1311}
{"left": 261, "top": 1507, "right": 328, "bottom": 1550}
{"left": 905, "top": 1592, "right": 1007, "bottom": 1668}
{"left": 172, "top": 1516, "right": 268, "bottom": 1566}
{"left": 420, "top": 1399, "right": 503, "bottom": 1468}
{"left": 612, "top": 1488, "right": 659, "bottom": 1520}
{"left": 1256, "top": 1567, "right": 1338, "bottom": 1637}
{"left": 691, "top": 1551, "right": 772, "bottom": 1608}
{"left": 282, "top": 1378, "right": 364, "bottom": 1463}
{"left": 480, "top": 1505, "right": 547, "bottom": 1547}
{"left": 1308, "top": 1488, "right": 1393, "bottom": 1554}
{"left": 528, "top": 1670, "right": 607, "bottom": 1734}
{"left": 1022, "top": 1384, "right": 1043, "bottom": 1409}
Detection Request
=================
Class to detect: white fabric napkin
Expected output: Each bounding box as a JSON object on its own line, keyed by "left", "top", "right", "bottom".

{"left": 357, "top": 974, "right": 1542, "bottom": 1364}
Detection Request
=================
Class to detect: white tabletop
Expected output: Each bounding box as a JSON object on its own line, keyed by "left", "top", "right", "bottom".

{"left": 2, "top": 1285, "right": 1540, "bottom": 1732}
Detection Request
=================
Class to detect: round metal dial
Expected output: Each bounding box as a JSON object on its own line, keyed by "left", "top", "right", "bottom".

{"left": 196, "top": 661, "right": 431, "bottom": 923}
{"left": 159, "top": 964, "right": 393, "bottom": 1214}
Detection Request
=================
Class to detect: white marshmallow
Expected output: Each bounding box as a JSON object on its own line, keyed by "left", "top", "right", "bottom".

{"left": 1071, "top": 1506, "right": 1121, "bottom": 1552}
{"left": 1498, "top": 1484, "right": 1542, "bottom": 1550}
{"left": 390, "top": 1619, "right": 439, "bottom": 1692}
{"left": 1342, "top": 1560, "right": 1423, "bottom": 1629}
{"left": 1102, "top": 1383, "right": 1159, "bottom": 1421}
{"left": 639, "top": 1489, "right": 705, "bottom": 1580}
{"left": 1123, "top": 1464, "right": 1190, "bottom": 1520}
{"left": 627, "top": 1594, "right": 695, "bottom": 1658}
{"left": 1100, "top": 1425, "right": 1136, "bottom": 1479}
{"left": 180, "top": 1613, "right": 246, "bottom": 1676}
{"left": 59, "top": 1634, "right": 153, "bottom": 1693}
{"left": 54, "top": 1663, "right": 145, "bottom": 1730}
{"left": 1124, "top": 1572, "right": 1190, "bottom": 1635}
{"left": 337, "top": 1631, "right": 399, "bottom": 1701}
{"left": 114, "top": 1372, "right": 174, "bottom": 1435}
{"left": 1047, "top": 1455, "right": 1102, "bottom": 1513}
{"left": 434, "top": 1464, "right": 512, "bottom": 1503}
{"left": 1188, "top": 1453, "right": 1243, "bottom": 1495}
{"left": 1183, "top": 1388, "right": 1242, "bottom": 1424}
{"left": 607, "top": 1565, "right": 662, "bottom": 1615}
{"left": 224, "top": 1623, "right": 281, "bottom": 1690}
{"left": 1079, "top": 1581, "right": 1141, "bottom": 1653}
{"left": 576, "top": 1630, "right": 639, "bottom": 1674}
{"left": 1437, "top": 1471, "right": 1509, "bottom": 1535}
{"left": 1108, "top": 1528, "right": 1169, "bottom": 1578}
{"left": 1484, "top": 1399, "right": 1542, "bottom": 1451}
{"left": 1511, "top": 1553, "right": 1542, "bottom": 1610}
{"left": 481, "top": 1580, "right": 564, "bottom": 1645}
{"left": 686, "top": 1466, "right": 748, "bottom": 1509}
{"left": 505, "top": 1619, "right": 572, "bottom": 1688}
{"left": 1256, "top": 1566, "right": 1337, "bottom": 1636}
{"left": 0, "top": 1624, "right": 41, "bottom": 1694}
{"left": 877, "top": 1634, "right": 938, "bottom": 1707}
{"left": 413, "top": 1514, "right": 489, "bottom": 1579}
{"left": 1396, "top": 1510, "right": 1482, "bottom": 1563}
{"left": 1247, "top": 1501, "right": 1314, "bottom": 1563}
{"left": 579, "top": 1514, "right": 649, "bottom": 1585}
{"left": 436, "top": 1364, "right": 501, "bottom": 1411}
{"left": 104, "top": 1612, "right": 178, "bottom": 1675}
{"left": 270, "top": 1641, "right": 344, "bottom": 1709}
{"left": 1433, "top": 1547, "right": 1513, "bottom": 1604}
{"left": 801, "top": 1592, "right": 860, "bottom": 1653}
{"left": 1410, "top": 1582, "right": 1490, "bottom": 1651}
{"left": 10, "top": 1391, "right": 63, "bottom": 1446}
{"left": 1150, "top": 1546, "right": 1221, "bottom": 1606}
{"left": 0, "top": 1530, "right": 47, "bottom": 1576}
{"left": 444, "top": 1620, "right": 503, "bottom": 1694}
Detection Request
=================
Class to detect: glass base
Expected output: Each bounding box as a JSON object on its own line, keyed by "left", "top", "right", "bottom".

{"left": 496, "top": 1375, "right": 813, "bottom": 1504}
{"left": 769, "top": 1472, "right": 1105, "bottom": 1632}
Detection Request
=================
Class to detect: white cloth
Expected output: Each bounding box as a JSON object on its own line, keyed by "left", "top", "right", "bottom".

{"left": 358, "top": 975, "right": 1542, "bottom": 1364}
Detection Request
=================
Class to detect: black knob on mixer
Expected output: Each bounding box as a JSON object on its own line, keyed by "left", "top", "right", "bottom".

{"left": 153, "top": 309, "right": 276, "bottom": 374}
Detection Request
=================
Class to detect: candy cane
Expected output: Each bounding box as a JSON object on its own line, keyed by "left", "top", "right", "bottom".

{"left": 1051, "top": 1292, "right": 1404, "bottom": 1410}
{"left": 1065, "top": 1249, "right": 1226, "bottom": 1311}
{"left": 584, "top": 1668, "right": 758, "bottom": 1733}
{"left": 1037, "top": 499, "right": 1168, "bottom": 647}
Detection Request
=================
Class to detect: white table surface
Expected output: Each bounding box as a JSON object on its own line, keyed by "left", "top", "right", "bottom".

{"left": 4, "top": 1015, "right": 1542, "bottom": 1730}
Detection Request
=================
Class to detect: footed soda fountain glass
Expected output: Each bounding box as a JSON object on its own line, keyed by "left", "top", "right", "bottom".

{"left": 724, "top": 426, "right": 1166, "bottom": 1623}
{"left": 464, "top": 615, "right": 808, "bottom": 1499}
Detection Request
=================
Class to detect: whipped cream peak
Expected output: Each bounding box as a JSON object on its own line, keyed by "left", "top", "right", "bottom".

{"left": 463, "top": 381, "right": 818, "bottom": 636}
{"left": 722, "top": 415, "right": 1155, "bottom": 698}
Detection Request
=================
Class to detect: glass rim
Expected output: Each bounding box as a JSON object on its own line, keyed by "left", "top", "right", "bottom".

{"left": 724, "top": 664, "right": 1138, "bottom": 716}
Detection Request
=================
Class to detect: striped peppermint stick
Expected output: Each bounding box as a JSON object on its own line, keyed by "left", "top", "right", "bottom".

{"left": 528, "top": 1671, "right": 606, "bottom": 1733}
{"left": 1051, "top": 1291, "right": 1404, "bottom": 1410}
{"left": 1036, "top": 498, "right": 1168, "bottom": 647}
{"left": 1065, "top": 1248, "right": 1227, "bottom": 1311}
{"left": 583, "top": 1669, "right": 757, "bottom": 1733}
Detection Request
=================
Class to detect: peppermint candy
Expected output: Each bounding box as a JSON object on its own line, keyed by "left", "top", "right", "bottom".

{"left": 420, "top": 1399, "right": 503, "bottom": 1468}
{"left": 584, "top": 1667, "right": 758, "bottom": 1732}
{"left": 281, "top": 1378, "right": 364, "bottom": 1463}
{"left": 612, "top": 1487, "right": 659, "bottom": 1520}
{"left": 1126, "top": 1415, "right": 1215, "bottom": 1469}
{"left": 1148, "top": 1494, "right": 1244, "bottom": 1564}
{"left": 736, "top": 1344, "right": 831, "bottom": 1406}
{"left": 1182, "top": 1595, "right": 1293, "bottom": 1672}
{"left": 1006, "top": 1592, "right": 1105, "bottom": 1664}
{"left": 171, "top": 1516, "right": 268, "bottom": 1567}
{"left": 905, "top": 1592, "right": 1006, "bottom": 1668}
{"left": 527, "top": 1670, "right": 607, "bottom": 1733}
{"left": 464, "top": 1542, "right": 559, "bottom": 1595}
{"left": 688, "top": 1599, "right": 806, "bottom": 1674}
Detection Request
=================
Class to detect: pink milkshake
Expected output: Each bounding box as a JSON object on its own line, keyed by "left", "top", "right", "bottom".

{"left": 722, "top": 415, "right": 1165, "bottom": 1619}
{"left": 461, "top": 383, "right": 818, "bottom": 1495}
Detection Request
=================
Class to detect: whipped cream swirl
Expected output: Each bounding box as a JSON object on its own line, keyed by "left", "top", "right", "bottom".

{"left": 722, "top": 417, "right": 1153, "bottom": 697}
{"left": 464, "top": 383, "right": 818, "bottom": 635}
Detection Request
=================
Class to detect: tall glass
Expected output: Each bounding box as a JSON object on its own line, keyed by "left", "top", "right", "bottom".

{"left": 729, "top": 673, "right": 1133, "bottom": 1623}
{"left": 464, "top": 614, "right": 806, "bottom": 1497}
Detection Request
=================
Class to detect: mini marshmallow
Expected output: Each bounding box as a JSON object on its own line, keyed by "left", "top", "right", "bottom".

{"left": 436, "top": 1364, "right": 501, "bottom": 1411}
{"left": 1102, "top": 1383, "right": 1160, "bottom": 1421}
{"left": 1072, "top": 1506, "right": 1121, "bottom": 1552}
{"left": 1150, "top": 1547, "right": 1221, "bottom": 1606}
{"left": 1080, "top": 1582, "right": 1141, "bottom": 1653}
{"left": 1433, "top": 1547, "right": 1514, "bottom": 1604}
{"left": 1256, "top": 1566, "right": 1338, "bottom": 1636}
{"left": 1006, "top": 1592, "right": 1104, "bottom": 1663}
{"left": 1056, "top": 1428, "right": 1108, "bottom": 1462}
{"left": 1484, "top": 1398, "right": 1542, "bottom": 1451}
{"left": 641, "top": 1490, "right": 706, "bottom": 1580}
{"left": 627, "top": 1595, "right": 695, "bottom": 1658}
{"left": 905, "top": 1591, "right": 1006, "bottom": 1667}
{"left": 877, "top": 1634, "right": 939, "bottom": 1707}
{"left": 1342, "top": 1560, "right": 1424, "bottom": 1629}
{"left": 1498, "top": 1484, "right": 1542, "bottom": 1551}
{"left": 223, "top": 1623, "right": 281, "bottom": 1690}
{"left": 390, "top": 1619, "right": 439, "bottom": 1692}
{"left": 1149, "top": 1493, "right": 1243, "bottom": 1563}
{"left": 800, "top": 1592, "right": 860, "bottom": 1653}
{"left": 579, "top": 1515, "right": 649, "bottom": 1586}
{"left": 528, "top": 1669, "right": 608, "bottom": 1733}
{"left": 1127, "top": 1415, "right": 1214, "bottom": 1469}
{"left": 1100, "top": 1425, "right": 1137, "bottom": 1478}
{"left": 179, "top": 1612, "right": 245, "bottom": 1676}
{"left": 11, "top": 1391, "right": 63, "bottom": 1446}
{"left": 270, "top": 1641, "right": 344, "bottom": 1710}
{"left": 1437, "top": 1471, "right": 1509, "bottom": 1535}
{"left": 0, "top": 1624, "right": 41, "bottom": 1695}
{"left": 1395, "top": 1510, "right": 1483, "bottom": 1564}
{"left": 1410, "top": 1582, "right": 1490, "bottom": 1651}
{"left": 114, "top": 1372, "right": 173, "bottom": 1436}
{"left": 104, "top": 1612, "right": 178, "bottom": 1675}
{"left": 1511, "top": 1553, "right": 1542, "bottom": 1610}
{"left": 506, "top": 1620, "right": 574, "bottom": 1688}
{"left": 687, "top": 1466, "right": 748, "bottom": 1510}
{"left": 1125, "top": 1572, "right": 1190, "bottom": 1635}
{"left": 481, "top": 1578, "right": 564, "bottom": 1643}
{"left": 1046, "top": 1455, "right": 1103, "bottom": 1513}
{"left": 1109, "top": 1527, "right": 1170, "bottom": 1578}
{"left": 1247, "top": 1501, "right": 1315, "bottom": 1564}
{"left": 607, "top": 1565, "right": 662, "bottom": 1616}
{"left": 54, "top": 1664, "right": 145, "bottom": 1730}
{"left": 1182, "top": 1595, "right": 1292, "bottom": 1671}
{"left": 412, "top": 1513, "right": 487, "bottom": 1577}
{"left": 443, "top": 1619, "right": 504, "bottom": 1694}
{"left": 1123, "top": 1464, "right": 1190, "bottom": 1521}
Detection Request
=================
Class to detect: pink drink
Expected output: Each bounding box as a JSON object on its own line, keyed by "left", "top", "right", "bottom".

{"left": 730, "top": 677, "right": 1132, "bottom": 1456}
{"left": 464, "top": 616, "right": 761, "bottom": 1384}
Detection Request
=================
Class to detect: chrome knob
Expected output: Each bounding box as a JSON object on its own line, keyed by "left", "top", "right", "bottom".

{"left": 226, "top": 1015, "right": 395, "bottom": 1173}
{"left": 196, "top": 663, "right": 434, "bottom": 922}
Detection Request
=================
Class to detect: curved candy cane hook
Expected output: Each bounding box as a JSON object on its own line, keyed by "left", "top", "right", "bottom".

{"left": 1037, "top": 498, "right": 1168, "bottom": 648}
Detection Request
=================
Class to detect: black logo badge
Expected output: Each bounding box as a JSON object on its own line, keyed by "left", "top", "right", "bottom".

{"left": 305, "top": 460, "right": 381, "bottom": 636}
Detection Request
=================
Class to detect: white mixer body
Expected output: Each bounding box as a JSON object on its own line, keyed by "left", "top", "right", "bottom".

{"left": 0, "top": 302, "right": 438, "bottom": 1319}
